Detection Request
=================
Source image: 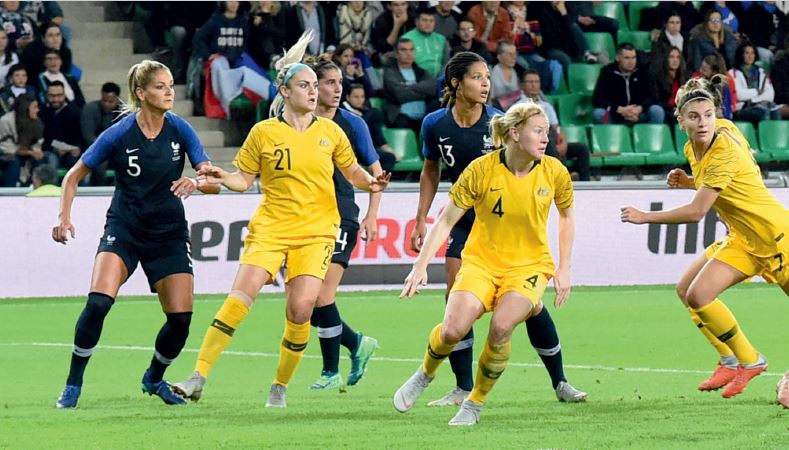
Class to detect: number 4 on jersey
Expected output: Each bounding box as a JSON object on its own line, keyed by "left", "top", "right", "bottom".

{"left": 491, "top": 197, "right": 504, "bottom": 218}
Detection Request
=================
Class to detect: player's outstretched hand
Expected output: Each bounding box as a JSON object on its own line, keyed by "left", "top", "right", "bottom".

{"left": 667, "top": 168, "right": 690, "bottom": 188}
{"left": 553, "top": 267, "right": 571, "bottom": 308}
{"left": 52, "top": 220, "right": 76, "bottom": 245}
{"left": 196, "top": 165, "right": 227, "bottom": 186}
{"left": 409, "top": 220, "right": 427, "bottom": 252}
{"left": 171, "top": 177, "right": 197, "bottom": 199}
{"left": 369, "top": 171, "right": 391, "bottom": 193}
{"left": 620, "top": 206, "right": 647, "bottom": 224}
{"left": 360, "top": 214, "right": 378, "bottom": 242}
{"left": 400, "top": 267, "right": 427, "bottom": 298}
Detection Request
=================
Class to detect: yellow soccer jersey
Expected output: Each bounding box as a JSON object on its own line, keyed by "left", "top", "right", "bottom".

{"left": 684, "top": 131, "right": 789, "bottom": 257}
{"left": 715, "top": 118, "right": 748, "bottom": 150}
{"left": 449, "top": 150, "right": 574, "bottom": 274}
{"left": 233, "top": 115, "right": 357, "bottom": 245}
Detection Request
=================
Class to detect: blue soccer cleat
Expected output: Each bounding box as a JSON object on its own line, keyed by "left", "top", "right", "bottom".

{"left": 348, "top": 334, "right": 378, "bottom": 386}
{"left": 141, "top": 370, "right": 187, "bottom": 405}
{"left": 55, "top": 385, "right": 81, "bottom": 409}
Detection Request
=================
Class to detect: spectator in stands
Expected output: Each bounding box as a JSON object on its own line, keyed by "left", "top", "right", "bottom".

{"left": 371, "top": 1, "right": 414, "bottom": 63}
{"left": 449, "top": 18, "right": 494, "bottom": 65}
{"left": 21, "top": 22, "right": 71, "bottom": 80}
{"left": 466, "top": 1, "right": 512, "bottom": 54}
{"left": 343, "top": 83, "right": 397, "bottom": 172}
{"left": 37, "top": 49, "right": 84, "bottom": 108}
{"left": 490, "top": 40, "right": 522, "bottom": 111}
{"left": 247, "top": 1, "right": 286, "bottom": 72}
{"left": 337, "top": 1, "right": 374, "bottom": 54}
{"left": 332, "top": 43, "right": 373, "bottom": 101}
{"left": 693, "top": 53, "right": 735, "bottom": 120}
{"left": 773, "top": 35, "right": 789, "bottom": 119}
{"left": 26, "top": 163, "right": 60, "bottom": 196}
{"left": 0, "top": 93, "right": 45, "bottom": 187}
{"left": 651, "top": 13, "right": 687, "bottom": 65}
{"left": 402, "top": 9, "right": 450, "bottom": 78}
{"left": 738, "top": 1, "right": 785, "bottom": 65}
{"left": 41, "top": 80, "right": 82, "bottom": 174}
{"left": 81, "top": 82, "right": 120, "bottom": 186}
{"left": 283, "top": 1, "right": 328, "bottom": 56}
{"left": 516, "top": 69, "right": 591, "bottom": 181}
{"left": 383, "top": 37, "right": 436, "bottom": 134}
{"left": 650, "top": 47, "right": 688, "bottom": 125}
{"left": 641, "top": 1, "right": 701, "bottom": 36}
{"left": 730, "top": 42, "right": 780, "bottom": 125}
{"left": 532, "top": 1, "right": 598, "bottom": 71}
{"left": 592, "top": 43, "right": 664, "bottom": 124}
{"left": 0, "top": 1, "right": 36, "bottom": 51}
{"left": 430, "top": 1, "right": 460, "bottom": 40}
{"left": 506, "top": 1, "right": 562, "bottom": 93}
{"left": 20, "top": 1, "right": 64, "bottom": 30}
{"left": 699, "top": 1, "right": 743, "bottom": 35}
{"left": 193, "top": 1, "right": 248, "bottom": 68}
{"left": 566, "top": 1, "right": 618, "bottom": 38}
{"left": 0, "top": 29, "right": 18, "bottom": 87}
{"left": 0, "top": 64, "right": 34, "bottom": 113}
{"left": 165, "top": 2, "right": 217, "bottom": 84}
{"left": 688, "top": 10, "right": 736, "bottom": 72}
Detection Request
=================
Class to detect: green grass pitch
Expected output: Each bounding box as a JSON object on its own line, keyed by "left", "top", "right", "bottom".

{"left": 2, "top": 284, "right": 789, "bottom": 448}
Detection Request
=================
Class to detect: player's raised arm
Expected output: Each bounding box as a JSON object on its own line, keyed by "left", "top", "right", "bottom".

{"left": 196, "top": 164, "right": 256, "bottom": 193}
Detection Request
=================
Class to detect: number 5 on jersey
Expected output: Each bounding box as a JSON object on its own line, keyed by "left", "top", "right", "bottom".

{"left": 127, "top": 155, "right": 141, "bottom": 177}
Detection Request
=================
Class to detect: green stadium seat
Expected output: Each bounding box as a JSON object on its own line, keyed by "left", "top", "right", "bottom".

{"left": 617, "top": 30, "right": 652, "bottom": 52}
{"left": 383, "top": 127, "right": 423, "bottom": 172}
{"left": 369, "top": 97, "right": 384, "bottom": 111}
{"left": 591, "top": 124, "right": 644, "bottom": 166}
{"left": 759, "top": 120, "right": 789, "bottom": 161}
{"left": 564, "top": 124, "right": 602, "bottom": 168}
{"left": 584, "top": 32, "right": 616, "bottom": 62}
{"left": 256, "top": 99, "right": 268, "bottom": 122}
{"left": 556, "top": 93, "right": 594, "bottom": 126}
{"left": 634, "top": 124, "right": 684, "bottom": 165}
{"left": 628, "top": 1, "right": 658, "bottom": 31}
{"left": 594, "top": 2, "right": 629, "bottom": 30}
{"left": 568, "top": 63, "right": 601, "bottom": 95}
{"left": 732, "top": 120, "right": 772, "bottom": 162}
{"left": 755, "top": 60, "right": 771, "bottom": 75}
{"left": 552, "top": 74, "right": 569, "bottom": 94}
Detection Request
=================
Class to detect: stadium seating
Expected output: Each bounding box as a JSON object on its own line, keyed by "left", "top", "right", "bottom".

{"left": 594, "top": 2, "right": 628, "bottom": 31}
{"left": 759, "top": 121, "right": 789, "bottom": 161}
{"left": 634, "top": 124, "right": 684, "bottom": 165}
{"left": 568, "top": 63, "right": 602, "bottom": 95}
{"left": 731, "top": 121, "right": 771, "bottom": 163}
{"left": 755, "top": 60, "right": 771, "bottom": 75}
{"left": 628, "top": 1, "right": 659, "bottom": 31}
{"left": 556, "top": 93, "right": 594, "bottom": 126}
{"left": 591, "top": 124, "right": 645, "bottom": 166}
{"left": 564, "top": 124, "right": 603, "bottom": 168}
{"left": 617, "top": 30, "right": 652, "bottom": 52}
{"left": 585, "top": 32, "right": 616, "bottom": 62}
{"left": 369, "top": 97, "right": 384, "bottom": 111}
{"left": 382, "top": 127, "right": 423, "bottom": 172}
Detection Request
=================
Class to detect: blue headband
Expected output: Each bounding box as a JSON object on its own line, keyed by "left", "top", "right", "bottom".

{"left": 283, "top": 63, "right": 310, "bottom": 85}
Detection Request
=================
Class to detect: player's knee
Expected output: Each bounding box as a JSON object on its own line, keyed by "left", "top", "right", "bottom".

{"left": 166, "top": 312, "right": 192, "bottom": 343}
{"left": 685, "top": 286, "right": 712, "bottom": 309}
{"left": 676, "top": 284, "right": 690, "bottom": 305}
{"left": 440, "top": 324, "right": 466, "bottom": 345}
{"left": 487, "top": 322, "right": 513, "bottom": 346}
{"left": 285, "top": 306, "right": 312, "bottom": 325}
{"left": 83, "top": 292, "right": 115, "bottom": 320}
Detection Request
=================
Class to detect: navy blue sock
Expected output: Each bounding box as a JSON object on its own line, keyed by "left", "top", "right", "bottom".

{"left": 148, "top": 312, "right": 192, "bottom": 383}
{"left": 448, "top": 327, "right": 474, "bottom": 391}
{"left": 311, "top": 304, "right": 342, "bottom": 374}
{"left": 66, "top": 292, "right": 114, "bottom": 386}
{"left": 525, "top": 308, "right": 566, "bottom": 389}
{"left": 340, "top": 320, "right": 359, "bottom": 355}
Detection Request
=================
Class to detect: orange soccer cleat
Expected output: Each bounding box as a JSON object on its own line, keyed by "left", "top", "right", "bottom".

{"left": 722, "top": 362, "right": 768, "bottom": 399}
{"left": 776, "top": 371, "right": 789, "bottom": 408}
{"left": 698, "top": 363, "right": 738, "bottom": 391}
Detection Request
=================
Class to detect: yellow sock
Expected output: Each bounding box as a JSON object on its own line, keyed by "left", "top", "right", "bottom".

{"left": 467, "top": 339, "right": 511, "bottom": 405}
{"left": 195, "top": 295, "right": 250, "bottom": 377}
{"left": 422, "top": 324, "right": 456, "bottom": 378}
{"left": 688, "top": 305, "right": 734, "bottom": 358}
{"left": 693, "top": 299, "right": 758, "bottom": 365}
{"left": 274, "top": 319, "right": 311, "bottom": 387}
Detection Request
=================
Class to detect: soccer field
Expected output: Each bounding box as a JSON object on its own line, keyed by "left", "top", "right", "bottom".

{"left": 2, "top": 284, "right": 788, "bottom": 448}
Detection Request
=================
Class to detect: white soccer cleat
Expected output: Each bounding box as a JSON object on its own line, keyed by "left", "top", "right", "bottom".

{"left": 448, "top": 399, "right": 481, "bottom": 426}
{"left": 171, "top": 371, "right": 206, "bottom": 401}
{"left": 392, "top": 368, "right": 433, "bottom": 413}
{"left": 265, "top": 383, "right": 287, "bottom": 408}
{"left": 555, "top": 381, "right": 587, "bottom": 402}
{"left": 427, "top": 386, "right": 470, "bottom": 407}
{"left": 776, "top": 371, "right": 789, "bottom": 408}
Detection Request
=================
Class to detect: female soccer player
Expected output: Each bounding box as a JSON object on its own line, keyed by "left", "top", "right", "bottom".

{"left": 410, "top": 51, "right": 585, "bottom": 406}
{"left": 52, "top": 60, "right": 217, "bottom": 408}
{"left": 621, "top": 77, "right": 789, "bottom": 402}
{"left": 172, "top": 31, "right": 390, "bottom": 408}
{"left": 393, "top": 102, "right": 576, "bottom": 426}
{"left": 305, "top": 55, "right": 382, "bottom": 390}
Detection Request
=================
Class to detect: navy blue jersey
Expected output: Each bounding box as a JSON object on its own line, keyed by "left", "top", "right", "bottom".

{"left": 421, "top": 105, "right": 502, "bottom": 229}
{"left": 332, "top": 108, "right": 380, "bottom": 223}
{"left": 81, "top": 112, "right": 209, "bottom": 236}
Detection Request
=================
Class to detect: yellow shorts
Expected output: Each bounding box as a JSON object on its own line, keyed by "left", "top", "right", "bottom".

{"left": 706, "top": 238, "right": 789, "bottom": 286}
{"left": 450, "top": 261, "right": 549, "bottom": 312}
{"left": 239, "top": 240, "right": 334, "bottom": 284}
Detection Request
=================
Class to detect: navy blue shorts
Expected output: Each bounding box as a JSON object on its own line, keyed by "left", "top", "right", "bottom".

{"left": 96, "top": 219, "right": 193, "bottom": 292}
{"left": 446, "top": 224, "right": 470, "bottom": 260}
{"left": 331, "top": 220, "right": 360, "bottom": 269}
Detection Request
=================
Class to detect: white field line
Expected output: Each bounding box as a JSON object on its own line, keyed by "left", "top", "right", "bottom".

{"left": 2, "top": 342, "right": 783, "bottom": 377}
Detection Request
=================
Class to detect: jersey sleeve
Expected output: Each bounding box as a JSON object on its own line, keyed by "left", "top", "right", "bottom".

{"left": 80, "top": 115, "right": 130, "bottom": 169}
{"left": 552, "top": 159, "right": 574, "bottom": 209}
{"left": 421, "top": 112, "right": 440, "bottom": 160}
{"left": 448, "top": 158, "right": 484, "bottom": 210}
{"left": 332, "top": 123, "right": 357, "bottom": 169}
{"left": 347, "top": 113, "right": 379, "bottom": 167}
{"left": 233, "top": 124, "right": 264, "bottom": 174}
{"left": 701, "top": 141, "right": 740, "bottom": 191}
{"left": 171, "top": 113, "right": 209, "bottom": 167}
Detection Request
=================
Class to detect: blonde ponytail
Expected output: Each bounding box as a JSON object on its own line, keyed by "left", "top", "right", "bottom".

{"left": 269, "top": 30, "right": 315, "bottom": 118}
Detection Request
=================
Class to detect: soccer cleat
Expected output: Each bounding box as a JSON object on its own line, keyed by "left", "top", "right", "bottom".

{"left": 172, "top": 371, "right": 206, "bottom": 401}
{"left": 776, "top": 371, "right": 789, "bottom": 408}
{"left": 310, "top": 371, "right": 343, "bottom": 390}
{"left": 348, "top": 334, "right": 378, "bottom": 386}
{"left": 393, "top": 368, "right": 433, "bottom": 413}
{"left": 555, "top": 381, "right": 588, "bottom": 403}
{"left": 698, "top": 362, "right": 738, "bottom": 391}
{"left": 427, "top": 386, "right": 471, "bottom": 407}
{"left": 722, "top": 356, "right": 768, "bottom": 399}
{"left": 55, "top": 385, "right": 81, "bottom": 409}
{"left": 266, "top": 383, "right": 287, "bottom": 408}
{"left": 448, "top": 399, "right": 482, "bottom": 426}
{"left": 141, "top": 370, "right": 187, "bottom": 405}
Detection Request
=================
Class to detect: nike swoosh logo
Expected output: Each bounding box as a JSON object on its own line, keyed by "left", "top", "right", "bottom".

{"left": 273, "top": 142, "right": 285, "bottom": 147}
{"left": 126, "top": 148, "right": 139, "bottom": 154}
{"left": 490, "top": 187, "right": 502, "bottom": 192}
{"left": 400, "top": 392, "right": 412, "bottom": 410}
{"left": 332, "top": 251, "right": 342, "bottom": 255}
{"left": 439, "top": 137, "right": 450, "bottom": 142}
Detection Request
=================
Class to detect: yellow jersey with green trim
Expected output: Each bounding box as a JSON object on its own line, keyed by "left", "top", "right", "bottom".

{"left": 683, "top": 131, "right": 789, "bottom": 257}
{"left": 233, "top": 115, "right": 357, "bottom": 245}
{"left": 449, "top": 150, "right": 574, "bottom": 274}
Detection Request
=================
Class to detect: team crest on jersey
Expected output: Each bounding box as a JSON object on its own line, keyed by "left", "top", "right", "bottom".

{"left": 171, "top": 141, "right": 181, "bottom": 161}
{"left": 537, "top": 187, "right": 550, "bottom": 197}
{"left": 104, "top": 235, "right": 116, "bottom": 246}
{"left": 482, "top": 134, "right": 495, "bottom": 153}
{"left": 319, "top": 138, "right": 330, "bottom": 147}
